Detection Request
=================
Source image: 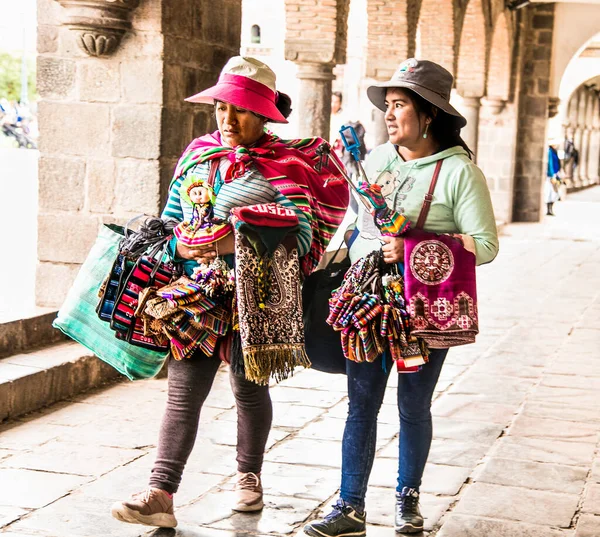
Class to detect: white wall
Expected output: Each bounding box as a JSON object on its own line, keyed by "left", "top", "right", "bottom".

{"left": 550, "top": 3, "right": 600, "bottom": 96}
{"left": 0, "top": 0, "right": 37, "bottom": 53}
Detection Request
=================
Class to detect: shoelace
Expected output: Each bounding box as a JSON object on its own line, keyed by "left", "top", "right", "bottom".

{"left": 237, "top": 472, "right": 260, "bottom": 490}
{"left": 398, "top": 492, "right": 419, "bottom": 513}
{"left": 323, "top": 500, "right": 347, "bottom": 522}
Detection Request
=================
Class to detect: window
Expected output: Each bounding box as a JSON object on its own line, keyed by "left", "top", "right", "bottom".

{"left": 251, "top": 24, "right": 261, "bottom": 44}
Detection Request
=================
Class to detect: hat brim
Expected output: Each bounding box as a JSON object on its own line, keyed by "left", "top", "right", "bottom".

{"left": 367, "top": 81, "right": 467, "bottom": 130}
{"left": 185, "top": 82, "right": 288, "bottom": 124}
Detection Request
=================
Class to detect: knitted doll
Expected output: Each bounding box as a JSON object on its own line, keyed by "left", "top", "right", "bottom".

{"left": 173, "top": 175, "right": 232, "bottom": 248}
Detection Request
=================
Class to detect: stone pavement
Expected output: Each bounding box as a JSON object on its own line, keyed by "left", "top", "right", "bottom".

{"left": 1, "top": 187, "right": 599, "bottom": 537}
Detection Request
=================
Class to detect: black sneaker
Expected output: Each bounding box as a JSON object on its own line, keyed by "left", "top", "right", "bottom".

{"left": 304, "top": 499, "right": 366, "bottom": 537}
{"left": 395, "top": 487, "right": 423, "bottom": 533}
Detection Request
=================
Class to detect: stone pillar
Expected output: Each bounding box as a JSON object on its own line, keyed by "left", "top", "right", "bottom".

{"left": 459, "top": 97, "right": 482, "bottom": 161}
{"left": 36, "top": 0, "right": 242, "bottom": 307}
{"left": 284, "top": 0, "right": 350, "bottom": 140}
{"left": 580, "top": 128, "right": 591, "bottom": 186}
{"left": 295, "top": 62, "right": 336, "bottom": 139}
{"left": 590, "top": 129, "right": 600, "bottom": 185}
{"left": 512, "top": 4, "right": 555, "bottom": 222}
{"left": 372, "top": 108, "right": 389, "bottom": 147}
{"left": 573, "top": 128, "right": 584, "bottom": 187}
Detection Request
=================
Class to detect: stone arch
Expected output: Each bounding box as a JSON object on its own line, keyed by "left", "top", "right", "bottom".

{"left": 486, "top": 11, "right": 511, "bottom": 101}
{"left": 414, "top": 0, "right": 455, "bottom": 73}
{"left": 455, "top": 0, "right": 487, "bottom": 97}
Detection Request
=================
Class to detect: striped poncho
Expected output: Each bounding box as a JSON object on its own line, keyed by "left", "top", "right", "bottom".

{"left": 171, "top": 131, "right": 349, "bottom": 276}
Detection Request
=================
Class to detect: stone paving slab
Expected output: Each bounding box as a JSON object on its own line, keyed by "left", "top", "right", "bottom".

{"left": 508, "top": 414, "right": 599, "bottom": 444}
{"left": 452, "top": 482, "right": 580, "bottom": 527}
{"left": 1, "top": 439, "right": 143, "bottom": 477}
{"left": 0, "top": 468, "right": 90, "bottom": 509}
{"left": 489, "top": 436, "right": 597, "bottom": 467}
{"left": 437, "top": 514, "right": 575, "bottom": 537}
{"left": 432, "top": 393, "right": 517, "bottom": 424}
{"left": 473, "top": 457, "right": 588, "bottom": 494}
{"left": 575, "top": 513, "right": 600, "bottom": 537}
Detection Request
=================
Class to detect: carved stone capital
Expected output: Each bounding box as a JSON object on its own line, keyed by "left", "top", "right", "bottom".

{"left": 548, "top": 96, "right": 560, "bottom": 118}
{"left": 54, "top": 0, "right": 140, "bottom": 57}
{"left": 481, "top": 97, "right": 507, "bottom": 115}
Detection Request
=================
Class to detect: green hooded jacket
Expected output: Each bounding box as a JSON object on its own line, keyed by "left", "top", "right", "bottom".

{"left": 348, "top": 143, "right": 499, "bottom": 266}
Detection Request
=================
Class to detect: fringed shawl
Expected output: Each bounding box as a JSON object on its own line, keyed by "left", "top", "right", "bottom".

{"left": 171, "top": 131, "right": 349, "bottom": 276}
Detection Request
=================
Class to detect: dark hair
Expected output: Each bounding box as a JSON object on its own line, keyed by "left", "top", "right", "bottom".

{"left": 332, "top": 91, "right": 343, "bottom": 103}
{"left": 275, "top": 91, "right": 293, "bottom": 119}
{"left": 403, "top": 89, "right": 473, "bottom": 160}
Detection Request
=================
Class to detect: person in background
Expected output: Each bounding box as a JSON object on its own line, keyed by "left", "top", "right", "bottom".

{"left": 546, "top": 142, "right": 561, "bottom": 216}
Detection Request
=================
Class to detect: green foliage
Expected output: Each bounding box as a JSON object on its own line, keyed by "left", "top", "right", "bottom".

{"left": 0, "top": 52, "right": 37, "bottom": 102}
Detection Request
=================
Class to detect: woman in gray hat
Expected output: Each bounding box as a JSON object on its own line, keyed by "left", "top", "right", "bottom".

{"left": 304, "top": 59, "right": 499, "bottom": 537}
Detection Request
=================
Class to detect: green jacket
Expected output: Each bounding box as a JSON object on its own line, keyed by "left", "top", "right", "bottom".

{"left": 349, "top": 143, "right": 499, "bottom": 266}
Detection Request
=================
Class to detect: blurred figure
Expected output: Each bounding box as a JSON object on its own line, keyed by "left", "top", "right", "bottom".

{"left": 546, "top": 142, "right": 561, "bottom": 216}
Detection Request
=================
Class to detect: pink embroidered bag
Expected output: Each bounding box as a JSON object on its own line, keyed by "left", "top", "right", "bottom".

{"left": 403, "top": 161, "right": 479, "bottom": 348}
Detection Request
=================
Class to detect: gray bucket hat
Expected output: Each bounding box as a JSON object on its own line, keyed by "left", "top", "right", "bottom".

{"left": 367, "top": 58, "right": 467, "bottom": 129}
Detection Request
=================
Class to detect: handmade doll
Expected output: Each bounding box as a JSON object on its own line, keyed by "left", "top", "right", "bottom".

{"left": 173, "top": 175, "right": 232, "bottom": 249}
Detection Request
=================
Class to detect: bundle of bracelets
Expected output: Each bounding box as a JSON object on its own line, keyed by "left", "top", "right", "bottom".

{"left": 321, "top": 125, "right": 429, "bottom": 372}
{"left": 326, "top": 249, "right": 428, "bottom": 372}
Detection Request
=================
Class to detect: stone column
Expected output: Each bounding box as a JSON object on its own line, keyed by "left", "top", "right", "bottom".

{"left": 372, "top": 108, "right": 389, "bottom": 147}
{"left": 295, "top": 62, "right": 336, "bottom": 140}
{"left": 591, "top": 129, "right": 600, "bottom": 185}
{"left": 284, "top": 0, "right": 350, "bottom": 139}
{"left": 459, "top": 97, "right": 482, "bottom": 162}
{"left": 512, "top": 4, "right": 555, "bottom": 222}
{"left": 36, "top": 0, "right": 242, "bottom": 307}
{"left": 573, "top": 128, "right": 584, "bottom": 187}
{"left": 580, "top": 128, "right": 591, "bottom": 186}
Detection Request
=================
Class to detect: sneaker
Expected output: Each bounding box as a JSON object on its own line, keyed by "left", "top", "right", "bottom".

{"left": 395, "top": 487, "right": 423, "bottom": 534}
{"left": 232, "top": 471, "right": 264, "bottom": 512}
{"left": 304, "top": 499, "right": 366, "bottom": 537}
{"left": 111, "top": 488, "right": 177, "bottom": 528}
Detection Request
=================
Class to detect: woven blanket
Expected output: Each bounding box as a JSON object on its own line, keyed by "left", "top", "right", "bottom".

{"left": 232, "top": 203, "right": 309, "bottom": 385}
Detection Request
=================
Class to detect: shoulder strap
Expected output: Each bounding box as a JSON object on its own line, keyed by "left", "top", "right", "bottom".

{"left": 416, "top": 159, "right": 443, "bottom": 230}
{"left": 207, "top": 159, "right": 219, "bottom": 189}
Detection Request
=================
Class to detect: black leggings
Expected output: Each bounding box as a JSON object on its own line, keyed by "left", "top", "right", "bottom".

{"left": 149, "top": 352, "right": 273, "bottom": 494}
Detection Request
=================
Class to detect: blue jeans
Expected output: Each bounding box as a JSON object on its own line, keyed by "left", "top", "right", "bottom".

{"left": 340, "top": 348, "right": 448, "bottom": 511}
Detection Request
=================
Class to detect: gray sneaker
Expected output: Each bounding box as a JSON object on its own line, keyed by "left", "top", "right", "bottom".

{"left": 232, "top": 471, "right": 264, "bottom": 512}
{"left": 395, "top": 487, "right": 423, "bottom": 533}
{"left": 111, "top": 488, "right": 177, "bottom": 528}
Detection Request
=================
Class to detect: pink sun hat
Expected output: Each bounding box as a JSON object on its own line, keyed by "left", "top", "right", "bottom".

{"left": 185, "top": 56, "right": 288, "bottom": 124}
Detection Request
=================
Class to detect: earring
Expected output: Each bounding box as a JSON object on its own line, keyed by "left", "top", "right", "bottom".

{"left": 423, "top": 123, "right": 430, "bottom": 139}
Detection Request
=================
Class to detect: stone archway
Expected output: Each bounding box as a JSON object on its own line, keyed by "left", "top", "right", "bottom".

{"left": 454, "top": 0, "right": 488, "bottom": 157}
{"left": 475, "top": 9, "right": 517, "bottom": 224}
{"left": 487, "top": 12, "right": 511, "bottom": 103}
{"left": 284, "top": 0, "right": 351, "bottom": 139}
{"left": 415, "top": 0, "right": 455, "bottom": 73}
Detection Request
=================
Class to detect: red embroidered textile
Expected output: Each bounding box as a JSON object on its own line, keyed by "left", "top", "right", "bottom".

{"left": 403, "top": 229, "right": 478, "bottom": 348}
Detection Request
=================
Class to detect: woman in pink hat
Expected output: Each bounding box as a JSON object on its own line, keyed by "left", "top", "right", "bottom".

{"left": 111, "top": 56, "right": 348, "bottom": 528}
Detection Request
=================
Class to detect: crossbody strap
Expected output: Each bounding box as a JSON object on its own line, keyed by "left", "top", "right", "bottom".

{"left": 207, "top": 159, "right": 219, "bottom": 189}
{"left": 415, "top": 159, "right": 444, "bottom": 230}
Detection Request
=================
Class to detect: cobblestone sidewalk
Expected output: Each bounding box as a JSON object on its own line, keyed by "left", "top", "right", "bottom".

{"left": 1, "top": 188, "right": 599, "bottom": 537}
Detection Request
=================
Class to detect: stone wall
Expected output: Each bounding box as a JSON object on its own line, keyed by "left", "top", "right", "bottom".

{"left": 36, "top": 0, "right": 241, "bottom": 307}
{"left": 511, "top": 3, "right": 555, "bottom": 222}
{"left": 478, "top": 102, "right": 520, "bottom": 224}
